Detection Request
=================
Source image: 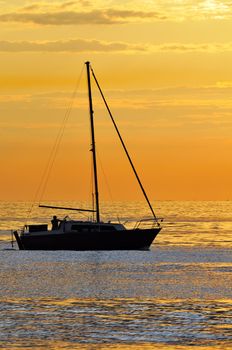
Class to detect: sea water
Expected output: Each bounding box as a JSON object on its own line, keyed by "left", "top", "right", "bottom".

{"left": 0, "top": 201, "right": 231, "bottom": 349}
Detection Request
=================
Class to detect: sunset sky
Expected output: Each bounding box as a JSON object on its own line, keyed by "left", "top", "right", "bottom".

{"left": 0, "top": 0, "right": 232, "bottom": 201}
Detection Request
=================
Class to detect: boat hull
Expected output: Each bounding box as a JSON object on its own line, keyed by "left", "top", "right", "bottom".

{"left": 15, "top": 228, "right": 161, "bottom": 251}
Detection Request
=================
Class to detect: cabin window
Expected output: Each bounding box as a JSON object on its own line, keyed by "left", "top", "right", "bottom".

{"left": 71, "top": 224, "right": 116, "bottom": 232}
{"left": 71, "top": 225, "right": 91, "bottom": 231}
{"left": 71, "top": 225, "right": 83, "bottom": 231}
{"left": 29, "top": 224, "right": 48, "bottom": 232}
{"left": 100, "top": 226, "right": 116, "bottom": 231}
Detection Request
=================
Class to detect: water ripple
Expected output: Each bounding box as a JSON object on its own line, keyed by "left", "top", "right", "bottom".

{"left": 0, "top": 298, "right": 232, "bottom": 349}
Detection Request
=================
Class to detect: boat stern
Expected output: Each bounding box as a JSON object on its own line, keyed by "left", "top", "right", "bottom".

{"left": 13, "top": 231, "right": 25, "bottom": 250}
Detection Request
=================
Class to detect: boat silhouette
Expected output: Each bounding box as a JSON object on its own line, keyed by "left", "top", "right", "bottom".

{"left": 13, "top": 62, "right": 162, "bottom": 250}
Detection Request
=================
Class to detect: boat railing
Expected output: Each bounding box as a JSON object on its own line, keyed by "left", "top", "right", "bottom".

{"left": 134, "top": 218, "right": 163, "bottom": 230}
{"left": 123, "top": 218, "right": 162, "bottom": 230}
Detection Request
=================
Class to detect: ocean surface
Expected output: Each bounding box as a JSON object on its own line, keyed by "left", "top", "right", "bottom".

{"left": 0, "top": 200, "right": 231, "bottom": 349}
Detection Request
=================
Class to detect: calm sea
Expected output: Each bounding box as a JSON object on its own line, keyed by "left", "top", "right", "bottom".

{"left": 0, "top": 201, "right": 231, "bottom": 349}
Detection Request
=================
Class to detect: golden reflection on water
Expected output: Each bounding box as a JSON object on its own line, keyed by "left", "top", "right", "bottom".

{"left": 4, "top": 341, "right": 232, "bottom": 350}
{"left": 52, "top": 344, "right": 231, "bottom": 350}
{"left": 1, "top": 297, "right": 232, "bottom": 349}
{"left": 15, "top": 343, "right": 232, "bottom": 350}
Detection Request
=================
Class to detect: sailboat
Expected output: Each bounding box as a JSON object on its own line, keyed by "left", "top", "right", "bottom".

{"left": 13, "top": 62, "right": 162, "bottom": 250}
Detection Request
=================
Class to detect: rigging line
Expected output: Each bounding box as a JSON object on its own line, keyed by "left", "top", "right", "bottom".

{"left": 91, "top": 158, "right": 95, "bottom": 222}
{"left": 96, "top": 150, "right": 121, "bottom": 224}
{"left": 26, "top": 64, "right": 85, "bottom": 221}
{"left": 38, "top": 64, "right": 85, "bottom": 204}
{"left": 88, "top": 149, "right": 95, "bottom": 221}
{"left": 90, "top": 65, "right": 159, "bottom": 225}
{"left": 87, "top": 91, "right": 95, "bottom": 221}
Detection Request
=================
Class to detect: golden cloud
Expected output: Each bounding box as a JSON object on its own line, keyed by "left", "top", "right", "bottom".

{"left": 0, "top": 9, "right": 167, "bottom": 25}
{"left": 1, "top": 39, "right": 232, "bottom": 53}
{"left": 0, "top": 39, "right": 146, "bottom": 52}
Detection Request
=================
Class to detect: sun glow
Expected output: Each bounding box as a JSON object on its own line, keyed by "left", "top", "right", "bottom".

{"left": 0, "top": 1, "right": 232, "bottom": 200}
{"left": 201, "top": 0, "right": 229, "bottom": 15}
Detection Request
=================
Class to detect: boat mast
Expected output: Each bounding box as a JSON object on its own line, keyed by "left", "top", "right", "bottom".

{"left": 86, "top": 61, "right": 100, "bottom": 222}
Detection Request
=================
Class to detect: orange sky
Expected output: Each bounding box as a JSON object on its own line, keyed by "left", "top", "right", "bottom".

{"left": 0, "top": 0, "right": 232, "bottom": 201}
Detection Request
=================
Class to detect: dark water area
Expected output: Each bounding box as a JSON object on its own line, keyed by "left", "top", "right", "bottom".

{"left": 0, "top": 201, "right": 231, "bottom": 349}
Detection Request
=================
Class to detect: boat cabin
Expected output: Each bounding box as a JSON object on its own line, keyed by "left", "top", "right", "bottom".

{"left": 23, "top": 219, "right": 125, "bottom": 235}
